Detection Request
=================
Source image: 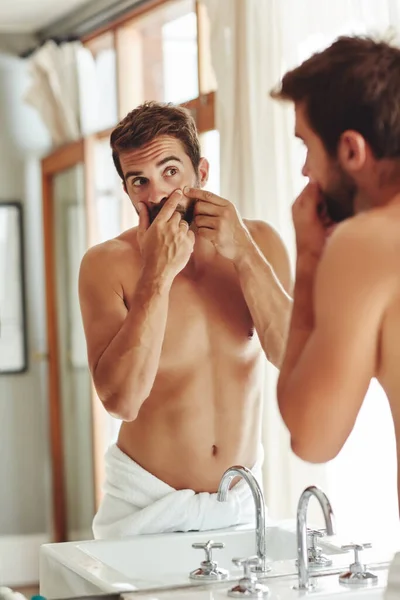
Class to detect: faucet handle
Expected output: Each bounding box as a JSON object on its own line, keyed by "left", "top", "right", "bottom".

{"left": 232, "top": 556, "right": 261, "bottom": 579}
{"left": 192, "top": 540, "right": 224, "bottom": 563}
{"left": 300, "top": 528, "right": 332, "bottom": 568}
{"left": 341, "top": 542, "right": 372, "bottom": 564}
{"left": 229, "top": 557, "right": 270, "bottom": 598}
{"left": 308, "top": 528, "right": 326, "bottom": 537}
{"left": 307, "top": 528, "right": 327, "bottom": 545}
{"left": 339, "top": 543, "right": 377, "bottom": 585}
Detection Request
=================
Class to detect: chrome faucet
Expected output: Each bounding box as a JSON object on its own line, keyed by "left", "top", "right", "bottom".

{"left": 296, "top": 485, "right": 336, "bottom": 590}
{"left": 217, "top": 466, "right": 269, "bottom": 573}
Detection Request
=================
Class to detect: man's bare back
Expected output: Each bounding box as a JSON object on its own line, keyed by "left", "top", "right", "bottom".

{"left": 278, "top": 194, "right": 400, "bottom": 509}
{"left": 373, "top": 205, "right": 400, "bottom": 496}
{"left": 272, "top": 32, "right": 400, "bottom": 514}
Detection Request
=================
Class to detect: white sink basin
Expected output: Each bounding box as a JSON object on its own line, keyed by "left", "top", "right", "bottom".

{"left": 77, "top": 525, "right": 299, "bottom": 579}
{"left": 40, "top": 523, "right": 348, "bottom": 598}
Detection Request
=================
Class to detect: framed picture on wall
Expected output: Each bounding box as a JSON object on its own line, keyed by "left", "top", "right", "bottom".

{"left": 0, "top": 202, "right": 28, "bottom": 374}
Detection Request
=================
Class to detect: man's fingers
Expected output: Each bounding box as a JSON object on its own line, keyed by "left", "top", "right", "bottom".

{"left": 184, "top": 187, "right": 228, "bottom": 207}
{"left": 155, "top": 190, "right": 183, "bottom": 223}
{"left": 304, "top": 182, "right": 323, "bottom": 205}
{"left": 194, "top": 200, "right": 221, "bottom": 217}
{"left": 169, "top": 212, "right": 182, "bottom": 229}
{"left": 293, "top": 182, "right": 324, "bottom": 218}
{"left": 196, "top": 227, "right": 214, "bottom": 242}
{"left": 138, "top": 202, "right": 150, "bottom": 233}
{"left": 195, "top": 215, "right": 216, "bottom": 229}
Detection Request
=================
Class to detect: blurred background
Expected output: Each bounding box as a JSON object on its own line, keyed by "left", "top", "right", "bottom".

{"left": 0, "top": 0, "right": 399, "bottom": 590}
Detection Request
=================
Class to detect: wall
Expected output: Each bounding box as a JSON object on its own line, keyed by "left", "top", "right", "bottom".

{"left": 0, "top": 50, "right": 51, "bottom": 584}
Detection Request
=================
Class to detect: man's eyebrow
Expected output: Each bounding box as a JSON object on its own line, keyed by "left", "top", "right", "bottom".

{"left": 125, "top": 170, "right": 143, "bottom": 178}
{"left": 124, "top": 156, "right": 183, "bottom": 180}
{"left": 156, "top": 155, "right": 183, "bottom": 167}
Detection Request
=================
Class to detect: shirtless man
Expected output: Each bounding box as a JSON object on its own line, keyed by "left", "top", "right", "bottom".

{"left": 272, "top": 35, "right": 400, "bottom": 510}
{"left": 79, "top": 101, "right": 292, "bottom": 537}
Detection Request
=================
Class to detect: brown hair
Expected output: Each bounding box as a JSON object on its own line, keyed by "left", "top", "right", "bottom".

{"left": 271, "top": 36, "right": 400, "bottom": 159}
{"left": 110, "top": 101, "right": 201, "bottom": 180}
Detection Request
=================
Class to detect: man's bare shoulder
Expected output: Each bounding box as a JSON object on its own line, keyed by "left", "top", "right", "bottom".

{"left": 244, "top": 218, "right": 280, "bottom": 243}
{"left": 244, "top": 219, "right": 292, "bottom": 294}
{"left": 79, "top": 227, "right": 140, "bottom": 282}
{"left": 82, "top": 228, "right": 139, "bottom": 264}
{"left": 243, "top": 218, "right": 290, "bottom": 262}
{"left": 329, "top": 206, "right": 400, "bottom": 252}
{"left": 319, "top": 211, "right": 400, "bottom": 298}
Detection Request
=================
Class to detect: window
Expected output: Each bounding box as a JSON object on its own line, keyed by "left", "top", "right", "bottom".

{"left": 116, "top": 0, "right": 199, "bottom": 109}
{"left": 80, "top": 32, "right": 118, "bottom": 133}
{"left": 93, "top": 138, "right": 123, "bottom": 243}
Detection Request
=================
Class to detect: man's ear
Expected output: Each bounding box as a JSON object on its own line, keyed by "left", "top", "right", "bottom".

{"left": 198, "top": 157, "right": 209, "bottom": 188}
{"left": 338, "top": 130, "right": 367, "bottom": 173}
{"left": 122, "top": 180, "right": 127, "bottom": 195}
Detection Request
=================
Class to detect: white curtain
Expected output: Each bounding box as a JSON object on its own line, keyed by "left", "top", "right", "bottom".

{"left": 24, "top": 39, "right": 118, "bottom": 148}
{"left": 204, "top": 0, "right": 400, "bottom": 537}
{"left": 24, "top": 40, "right": 82, "bottom": 148}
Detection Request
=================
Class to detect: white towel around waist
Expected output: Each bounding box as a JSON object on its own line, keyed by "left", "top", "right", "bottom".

{"left": 92, "top": 444, "right": 265, "bottom": 539}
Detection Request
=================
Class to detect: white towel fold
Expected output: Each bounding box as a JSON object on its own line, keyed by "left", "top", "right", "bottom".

{"left": 92, "top": 444, "right": 265, "bottom": 539}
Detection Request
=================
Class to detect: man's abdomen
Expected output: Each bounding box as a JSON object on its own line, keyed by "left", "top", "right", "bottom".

{"left": 117, "top": 361, "right": 263, "bottom": 492}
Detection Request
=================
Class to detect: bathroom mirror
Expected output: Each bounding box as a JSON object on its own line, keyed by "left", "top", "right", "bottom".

{"left": 0, "top": 202, "right": 28, "bottom": 375}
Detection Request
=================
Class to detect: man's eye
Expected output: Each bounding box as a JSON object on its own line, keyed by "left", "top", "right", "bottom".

{"left": 165, "top": 167, "right": 178, "bottom": 177}
{"left": 132, "top": 178, "right": 147, "bottom": 187}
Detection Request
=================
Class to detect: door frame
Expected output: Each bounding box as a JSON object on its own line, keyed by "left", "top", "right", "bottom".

{"left": 42, "top": 139, "right": 105, "bottom": 542}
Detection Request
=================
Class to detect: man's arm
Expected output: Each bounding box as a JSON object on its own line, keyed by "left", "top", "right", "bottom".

{"left": 79, "top": 243, "right": 172, "bottom": 422}
{"left": 235, "top": 220, "right": 293, "bottom": 368}
{"left": 79, "top": 190, "right": 194, "bottom": 422}
{"left": 276, "top": 251, "right": 318, "bottom": 397}
{"left": 184, "top": 186, "right": 293, "bottom": 369}
{"left": 277, "top": 219, "right": 395, "bottom": 462}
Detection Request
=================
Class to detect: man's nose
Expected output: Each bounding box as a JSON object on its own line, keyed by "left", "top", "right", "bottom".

{"left": 302, "top": 162, "right": 310, "bottom": 178}
{"left": 148, "top": 182, "right": 169, "bottom": 207}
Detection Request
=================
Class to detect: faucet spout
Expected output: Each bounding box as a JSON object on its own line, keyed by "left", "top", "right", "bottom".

{"left": 217, "top": 466, "right": 268, "bottom": 573}
{"left": 296, "top": 485, "right": 335, "bottom": 590}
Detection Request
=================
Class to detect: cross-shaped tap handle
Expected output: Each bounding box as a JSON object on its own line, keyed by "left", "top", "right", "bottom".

{"left": 192, "top": 540, "right": 225, "bottom": 563}
{"left": 232, "top": 556, "right": 261, "bottom": 579}
{"left": 307, "top": 528, "right": 327, "bottom": 547}
{"left": 341, "top": 542, "right": 372, "bottom": 565}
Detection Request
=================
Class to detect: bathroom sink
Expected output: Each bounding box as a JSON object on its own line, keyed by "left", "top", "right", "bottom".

{"left": 40, "top": 523, "right": 347, "bottom": 598}
{"left": 120, "top": 564, "right": 389, "bottom": 599}
{"left": 76, "top": 525, "right": 299, "bottom": 580}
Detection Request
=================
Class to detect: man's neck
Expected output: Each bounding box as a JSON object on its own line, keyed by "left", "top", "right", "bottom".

{"left": 184, "top": 233, "right": 217, "bottom": 278}
{"left": 357, "top": 184, "right": 400, "bottom": 212}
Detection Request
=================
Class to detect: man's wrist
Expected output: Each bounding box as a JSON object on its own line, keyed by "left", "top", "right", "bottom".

{"left": 296, "top": 251, "right": 320, "bottom": 278}
{"left": 232, "top": 234, "right": 261, "bottom": 271}
{"left": 138, "top": 266, "right": 174, "bottom": 296}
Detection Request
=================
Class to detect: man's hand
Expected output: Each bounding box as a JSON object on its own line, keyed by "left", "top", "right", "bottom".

{"left": 293, "top": 182, "right": 336, "bottom": 260}
{"left": 138, "top": 189, "right": 195, "bottom": 282}
{"left": 184, "top": 187, "right": 252, "bottom": 262}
